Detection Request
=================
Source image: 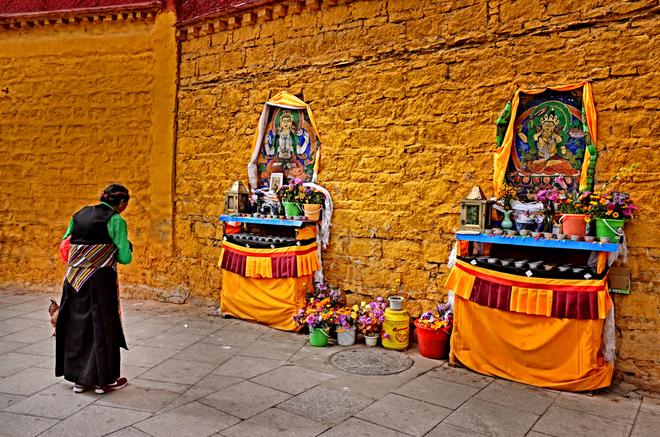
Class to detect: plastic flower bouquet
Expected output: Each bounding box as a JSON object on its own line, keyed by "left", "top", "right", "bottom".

{"left": 277, "top": 180, "right": 302, "bottom": 203}
{"left": 497, "top": 183, "right": 518, "bottom": 210}
{"left": 292, "top": 297, "right": 336, "bottom": 331}
{"left": 335, "top": 305, "right": 358, "bottom": 332}
{"left": 415, "top": 302, "right": 453, "bottom": 331}
{"left": 297, "top": 186, "right": 325, "bottom": 205}
{"left": 357, "top": 297, "right": 387, "bottom": 336}
{"left": 308, "top": 281, "right": 343, "bottom": 307}
{"left": 557, "top": 190, "right": 590, "bottom": 215}
{"left": 586, "top": 191, "right": 637, "bottom": 220}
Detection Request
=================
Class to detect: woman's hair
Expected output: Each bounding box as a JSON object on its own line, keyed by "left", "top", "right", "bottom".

{"left": 100, "top": 184, "right": 130, "bottom": 206}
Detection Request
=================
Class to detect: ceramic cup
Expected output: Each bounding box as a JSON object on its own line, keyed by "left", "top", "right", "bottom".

{"left": 543, "top": 232, "right": 553, "bottom": 239}
{"left": 506, "top": 230, "right": 517, "bottom": 236}
{"left": 514, "top": 261, "right": 527, "bottom": 268}
{"left": 555, "top": 233, "right": 566, "bottom": 240}
{"left": 500, "top": 259, "right": 512, "bottom": 266}
{"left": 558, "top": 266, "right": 570, "bottom": 272}
{"left": 531, "top": 231, "right": 541, "bottom": 238}
{"left": 570, "top": 235, "right": 581, "bottom": 241}
{"left": 519, "top": 230, "right": 530, "bottom": 237}
{"left": 599, "top": 236, "right": 610, "bottom": 243}
{"left": 483, "top": 228, "right": 493, "bottom": 235}
{"left": 492, "top": 228, "right": 503, "bottom": 235}
{"left": 584, "top": 236, "right": 595, "bottom": 242}
{"left": 487, "top": 257, "right": 498, "bottom": 264}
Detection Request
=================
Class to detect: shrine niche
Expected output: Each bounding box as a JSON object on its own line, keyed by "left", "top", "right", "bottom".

{"left": 248, "top": 92, "right": 321, "bottom": 190}
{"left": 493, "top": 82, "right": 598, "bottom": 199}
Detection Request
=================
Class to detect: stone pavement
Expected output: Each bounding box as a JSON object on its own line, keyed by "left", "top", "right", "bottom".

{"left": 0, "top": 289, "right": 657, "bottom": 437}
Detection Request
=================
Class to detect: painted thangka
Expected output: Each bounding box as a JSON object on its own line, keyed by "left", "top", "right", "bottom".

{"left": 248, "top": 92, "right": 321, "bottom": 190}
{"left": 493, "top": 82, "right": 598, "bottom": 198}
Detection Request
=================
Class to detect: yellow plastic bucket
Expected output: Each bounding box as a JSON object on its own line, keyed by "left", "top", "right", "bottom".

{"left": 382, "top": 308, "right": 409, "bottom": 350}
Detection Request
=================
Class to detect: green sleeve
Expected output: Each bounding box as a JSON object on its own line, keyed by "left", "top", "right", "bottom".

{"left": 62, "top": 219, "right": 73, "bottom": 240}
{"left": 107, "top": 214, "right": 132, "bottom": 265}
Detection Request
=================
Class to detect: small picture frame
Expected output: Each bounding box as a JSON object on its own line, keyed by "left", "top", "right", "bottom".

{"left": 269, "top": 173, "right": 284, "bottom": 192}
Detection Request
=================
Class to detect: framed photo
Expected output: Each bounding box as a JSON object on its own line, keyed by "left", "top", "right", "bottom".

{"left": 269, "top": 173, "right": 284, "bottom": 191}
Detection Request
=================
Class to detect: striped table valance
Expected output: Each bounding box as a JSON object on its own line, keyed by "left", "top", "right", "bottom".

{"left": 446, "top": 260, "right": 611, "bottom": 320}
{"left": 218, "top": 240, "right": 319, "bottom": 279}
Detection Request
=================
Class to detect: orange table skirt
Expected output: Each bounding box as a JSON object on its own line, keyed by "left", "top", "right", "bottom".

{"left": 451, "top": 296, "right": 613, "bottom": 391}
{"left": 220, "top": 270, "right": 310, "bottom": 331}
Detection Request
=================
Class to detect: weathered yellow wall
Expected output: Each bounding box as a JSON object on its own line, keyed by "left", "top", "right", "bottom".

{"left": 0, "top": 11, "right": 178, "bottom": 297}
{"left": 175, "top": 0, "right": 659, "bottom": 388}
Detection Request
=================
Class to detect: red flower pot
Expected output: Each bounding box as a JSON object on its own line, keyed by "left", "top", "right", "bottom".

{"left": 415, "top": 321, "right": 451, "bottom": 359}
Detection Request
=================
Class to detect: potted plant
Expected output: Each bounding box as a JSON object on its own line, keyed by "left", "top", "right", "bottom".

{"left": 335, "top": 305, "right": 359, "bottom": 346}
{"left": 297, "top": 186, "right": 325, "bottom": 221}
{"left": 293, "top": 297, "right": 336, "bottom": 347}
{"left": 496, "top": 183, "right": 518, "bottom": 229}
{"left": 414, "top": 302, "right": 453, "bottom": 359}
{"left": 357, "top": 297, "right": 387, "bottom": 347}
{"left": 557, "top": 190, "right": 590, "bottom": 237}
{"left": 585, "top": 191, "right": 637, "bottom": 242}
{"left": 277, "top": 179, "right": 303, "bottom": 217}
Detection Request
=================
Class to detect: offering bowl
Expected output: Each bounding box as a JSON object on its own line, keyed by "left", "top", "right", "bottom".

{"left": 570, "top": 235, "right": 581, "bottom": 241}
{"left": 518, "top": 230, "right": 530, "bottom": 237}
{"left": 584, "top": 236, "right": 595, "bottom": 242}
{"left": 599, "top": 236, "right": 610, "bottom": 243}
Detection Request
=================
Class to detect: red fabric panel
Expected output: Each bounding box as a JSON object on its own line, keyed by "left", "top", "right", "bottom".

{"left": 271, "top": 254, "right": 297, "bottom": 278}
{"left": 220, "top": 250, "right": 246, "bottom": 276}
{"left": 552, "top": 291, "right": 600, "bottom": 320}
{"left": 470, "top": 277, "right": 512, "bottom": 311}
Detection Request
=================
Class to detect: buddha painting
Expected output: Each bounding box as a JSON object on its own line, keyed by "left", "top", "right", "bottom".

{"left": 257, "top": 107, "right": 319, "bottom": 188}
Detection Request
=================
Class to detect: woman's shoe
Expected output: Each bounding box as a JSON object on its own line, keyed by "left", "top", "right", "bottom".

{"left": 73, "top": 384, "right": 88, "bottom": 393}
{"left": 95, "top": 377, "right": 128, "bottom": 394}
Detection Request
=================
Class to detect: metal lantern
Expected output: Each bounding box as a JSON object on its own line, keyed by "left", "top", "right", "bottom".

{"left": 459, "top": 186, "right": 493, "bottom": 233}
{"left": 224, "top": 181, "right": 249, "bottom": 215}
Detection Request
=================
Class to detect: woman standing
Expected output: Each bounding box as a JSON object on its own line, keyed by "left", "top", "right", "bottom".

{"left": 56, "top": 184, "right": 132, "bottom": 394}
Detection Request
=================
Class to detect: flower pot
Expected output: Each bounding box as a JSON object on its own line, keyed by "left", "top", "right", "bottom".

{"left": 336, "top": 326, "right": 356, "bottom": 346}
{"left": 309, "top": 327, "right": 329, "bottom": 347}
{"left": 560, "top": 214, "right": 587, "bottom": 237}
{"left": 302, "top": 203, "right": 322, "bottom": 221}
{"left": 595, "top": 218, "right": 625, "bottom": 243}
{"left": 388, "top": 296, "right": 404, "bottom": 310}
{"left": 415, "top": 321, "right": 450, "bottom": 359}
{"left": 282, "top": 201, "right": 301, "bottom": 217}
{"left": 364, "top": 334, "right": 378, "bottom": 347}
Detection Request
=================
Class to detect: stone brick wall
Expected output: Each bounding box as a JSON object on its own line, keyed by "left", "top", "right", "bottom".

{"left": 0, "top": 10, "right": 178, "bottom": 297}
{"left": 176, "top": 0, "right": 659, "bottom": 388}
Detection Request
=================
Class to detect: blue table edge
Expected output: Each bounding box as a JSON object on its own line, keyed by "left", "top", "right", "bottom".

{"left": 219, "top": 214, "right": 305, "bottom": 227}
{"left": 455, "top": 233, "right": 619, "bottom": 253}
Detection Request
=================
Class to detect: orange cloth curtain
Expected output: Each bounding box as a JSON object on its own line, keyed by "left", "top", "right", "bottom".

{"left": 221, "top": 271, "right": 310, "bottom": 331}
{"left": 493, "top": 82, "right": 597, "bottom": 193}
{"left": 451, "top": 296, "right": 614, "bottom": 391}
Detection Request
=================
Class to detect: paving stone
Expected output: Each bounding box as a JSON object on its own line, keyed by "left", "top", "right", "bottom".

{"left": 0, "top": 307, "right": 29, "bottom": 321}
{"left": 355, "top": 393, "right": 450, "bottom": 436}
{"left": 259, "top": 329, "right": 310, "bottom": 346}
{"left": 426, "top": 422, "right": 489, "bottom": 436}
{"left": 0, "top": 339, "right": 28, "bottom": 354}
{"left": 394, "top": 374, "right": 480, "bottom": 409}
{"left": 14, "top": 338, "right": 56, "bottom": 357}
{"left": 280, "top": 385, "right": 371, "bottom": 426}
{"left": 172, "top": 341, "right": 237, "bottom": 364}
{"left": 318, "top": 417, "right": 409, "bottom": 437}
{"left": 38, "top": 404, "right": 152, "bottom": 437}
{"left": 121, "top": 345, "right": 179, "bottom": 368}
{"left": 184, "top": 373, "right": 244, "bottom": 399}
{"left": 640, "top": 396, "right": 660, "bottom": 412}
{"left": 251, "top": 364, "right": 335, "bottom": 395}
{"left": 134, "top": 401, "right": 239, "bottom": 437}
{"left": 119, "top": 365, "right": 149, "bottom": 380}
{"left": 237, "top": 338, "right": 303, "bottom": 361}
{"left": 222, "top": 407, "right": 328, "bottom": 437}
{"left": 200, "top": 380, "right": 291, "bottom": 419}
{"left": 554, "top": 391, "right": 641, "bottom": 424}
{"left": 133, "top": 331, "right": 206, "bottom": 349}
{"left": 0, "top": 392, "right": 26, "bottom": 409}
{"left": 201, "top": 325, "right": 266, "bottom": 346}
{"left": 33, "top": 357, "right": 55, "bottom": 369}
{"left": 444, "top": 397, "right": 539, "bottom": 437}
{"left": 124, "top": 322, "right": 176, "bottom": 342}
{"left": 426, "top": 364, "right": 494, "bottom": 389}
{"left": 631, "top": 407, "right": 660, "bottom": 437}
{"left": 139, "top": 358, "right": 217, "bottom": 385}
{"left": 532, "top": 405, "right": 632, "bottom": 437}
{"left": 105, "top": 427, "right": 152, "bottom": 437}
{"left": 212, "top": 355, "right": 284, "bottom": 379}
{"left": 0, "top": 352, "right": 52, "bottom": 377}
{"left": 474, "top": 379, "right": 559, "bottom": 415}
{"left": 5, "top": 383, "right": 100, "bottom": 419}
{"left": 0, "top": 366, "right": 58, "bottom": 395}
{"left": 0, "top": 412, "right": 59, "bottom": 437}
{"left": 0, "top": 317, "right": 43, "bottom": 335}
{"left": 95, "top": 384, "right": 181, "bottom": 413}
{"left": 1, "top": 325, "right": 53, "bottom": 344}
{"left": 129, "top": 377, "right": 191, "bottom": 394}
{"left": 164, "top": 320, "right": 223, "bottom": 336}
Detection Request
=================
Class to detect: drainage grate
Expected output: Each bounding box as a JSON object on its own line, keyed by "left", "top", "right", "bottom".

{"left": 329, "top": 348, "right": 414, "bottom": 375}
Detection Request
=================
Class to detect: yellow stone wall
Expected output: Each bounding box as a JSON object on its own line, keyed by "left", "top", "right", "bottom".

{"left": 175, "top": 0, "right": 659, "bottom": 388}
{"left": 0, "top": 11, "right": 178, "bottom": 298}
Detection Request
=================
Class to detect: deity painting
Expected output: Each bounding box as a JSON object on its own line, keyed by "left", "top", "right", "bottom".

{"left": 256, "top": 107, "right": 320, "bottom": 188}
{"left": 506, "top": 89, "right": 588, "bottom": 195}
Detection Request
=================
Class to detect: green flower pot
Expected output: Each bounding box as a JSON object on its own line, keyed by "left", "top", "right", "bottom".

{"left": 282, "top": 201, "right": 301, "bottom": 217}
{"left": 595, "top": 218, "right": 625, "bottom": 243}
{"left": 309, "top": 327, "right": 329, "bottom": 347}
